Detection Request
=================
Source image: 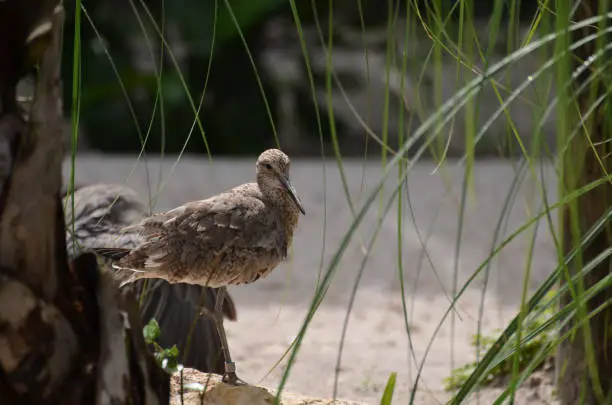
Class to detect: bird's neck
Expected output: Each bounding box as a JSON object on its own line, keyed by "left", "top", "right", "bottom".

{"left": 283, "top": 206, "right": 300, "bottom": 242}
{"left": 265, "top": 190, "right": 300, "bottom": 242}
{"left": 279, "top": 212, "right": 300, "bottom": 256}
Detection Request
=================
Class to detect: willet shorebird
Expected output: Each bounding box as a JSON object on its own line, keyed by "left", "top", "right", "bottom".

{"left": 64, "top": 183, "right": 237, "bottom": 374}
{"left": 93, "top": 148, "right": 305, "bottom": 384}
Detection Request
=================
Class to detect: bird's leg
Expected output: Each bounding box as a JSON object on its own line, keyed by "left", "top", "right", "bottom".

{"left": 213, "top": 287, "right": 247, "bottom": 386}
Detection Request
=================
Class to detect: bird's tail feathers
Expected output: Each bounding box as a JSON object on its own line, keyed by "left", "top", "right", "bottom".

{"left": 112, "top": 263, "right": 146, "bottom": 287}
{"left": 111, "top": 263, "right": 146, "bottom": 273}
{"left": 91, "top": 247, "right": 132, "bottom": 260}
{"left": 120, "top": 224, "right": 141, "bottom": 234}
{"left": 119, "top": 277, "right": 138, "bottom": 289}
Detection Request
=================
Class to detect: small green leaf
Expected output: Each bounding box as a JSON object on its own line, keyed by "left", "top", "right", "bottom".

{"left": 380, "top": 372, "right": 397, "bottom": 405}
{"left": 164, "top": 358, "right": 179, "bottom": 373}
{"left": 166, "top": 344, "right": 179, "bottom": 358}
{"left": 143, "top": 318, "right": 161, "bottom": 344}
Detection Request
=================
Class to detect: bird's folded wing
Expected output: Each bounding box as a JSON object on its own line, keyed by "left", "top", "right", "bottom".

{"left": 139, "top": 196, "right": 280, "bottom": 251}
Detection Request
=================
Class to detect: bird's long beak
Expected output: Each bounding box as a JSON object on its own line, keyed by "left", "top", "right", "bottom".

{"left": 280, "top": 176, "right": 306, "bottom": 215}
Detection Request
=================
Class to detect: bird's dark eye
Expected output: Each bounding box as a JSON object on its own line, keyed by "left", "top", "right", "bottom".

{"left": 265, "top": 164, "right": 272, "bottom": 170}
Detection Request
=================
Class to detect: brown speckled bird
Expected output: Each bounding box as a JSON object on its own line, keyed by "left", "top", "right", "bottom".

{"left": 63, "top": 183, "right": 237, "bottom": 374}
{"left": 94, "top": 148, "right": 305, "bottom": 384}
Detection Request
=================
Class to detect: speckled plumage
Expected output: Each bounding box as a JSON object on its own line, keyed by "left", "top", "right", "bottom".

{"left": 63, "top": 183, "right": 237, "bottom": 374}
{"left": 111, "top": 148, "right": 304, "bottom": 290}
{"left": 94, "top": 148, "right": 305, "bottom": 385}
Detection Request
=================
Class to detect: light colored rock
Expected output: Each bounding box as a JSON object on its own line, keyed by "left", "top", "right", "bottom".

{"left": 170, "top": 369, "right": 364, "bottom": 405}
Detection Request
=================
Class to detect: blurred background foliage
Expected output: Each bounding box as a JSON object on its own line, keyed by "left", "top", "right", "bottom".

{"left": 61, "top": 0, "right": 544, "bottom": 156}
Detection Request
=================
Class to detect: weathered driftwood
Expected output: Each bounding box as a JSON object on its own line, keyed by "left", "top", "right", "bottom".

{"left": 170, "top": 368, "right": 364, "bottom": 405}
{"left": 0, "top": 2, "right": 168, "bottom": 404}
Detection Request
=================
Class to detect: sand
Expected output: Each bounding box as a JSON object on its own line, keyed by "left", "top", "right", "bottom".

{"left": 64, "top": 154, "right": 560, "bottom": 404}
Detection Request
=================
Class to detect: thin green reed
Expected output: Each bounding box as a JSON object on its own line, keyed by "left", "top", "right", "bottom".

{"left": 69, "top": 0, "right": 83, "bottom": 260}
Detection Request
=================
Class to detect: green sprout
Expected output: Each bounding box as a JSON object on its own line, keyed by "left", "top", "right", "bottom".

{"left": 143, "top": 318, "right": 181, "bottom": 374}
{"left": 445, "top": 289, "right": 557, "bottom": 391}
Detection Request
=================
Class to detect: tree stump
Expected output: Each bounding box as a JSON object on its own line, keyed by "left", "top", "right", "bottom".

{"left": 0, "top": 2, "right": 169, "bottom": 404}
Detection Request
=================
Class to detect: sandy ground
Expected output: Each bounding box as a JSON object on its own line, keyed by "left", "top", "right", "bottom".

{"left": 64, "top": 154, "right": 560, "bottom": 404}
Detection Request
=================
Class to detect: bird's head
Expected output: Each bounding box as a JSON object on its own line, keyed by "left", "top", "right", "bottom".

{"left": 256, "top": 148, "right": 305, "bottom": 215}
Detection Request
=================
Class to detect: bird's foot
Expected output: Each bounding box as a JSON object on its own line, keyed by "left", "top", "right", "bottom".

{"left": 222, "top": 361, "right": 248, "bottom": 386}
{"left": 222, "top": 371, "right": 248, "bottom": 386}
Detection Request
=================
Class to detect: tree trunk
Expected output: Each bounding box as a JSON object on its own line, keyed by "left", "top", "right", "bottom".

{"left": 0, "top": 2, "right": 169, "bottom": 404}
{"left": 557, "top": 1, "right": 612, "bottom": 404}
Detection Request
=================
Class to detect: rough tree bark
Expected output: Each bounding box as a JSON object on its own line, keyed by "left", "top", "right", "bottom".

{"left": 557, "top": 1, "right": 612, "bottom": 404}
{"left": 0, "top": 2, "right": 169, "bottom": 404}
